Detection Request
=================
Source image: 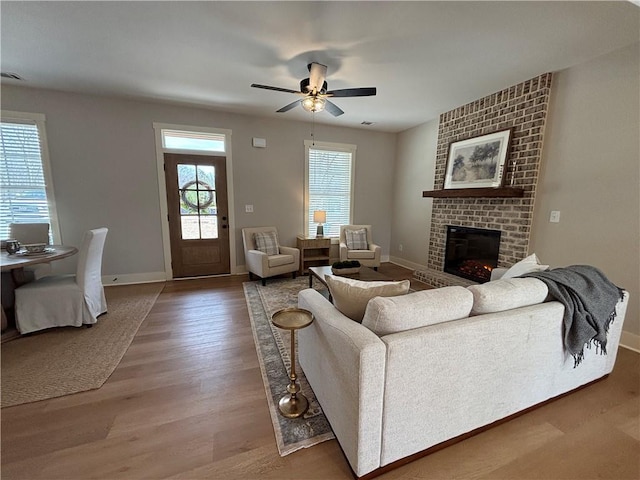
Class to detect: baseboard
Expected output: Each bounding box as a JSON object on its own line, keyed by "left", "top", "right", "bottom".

{"left": 102, "top": 272, "right": 167, "bottom": 286}
{"left": 620, "top": 331, "right": 640, "bottom": 353}
{"left": 388, "top": 256, "right": 427, "bottom": 272}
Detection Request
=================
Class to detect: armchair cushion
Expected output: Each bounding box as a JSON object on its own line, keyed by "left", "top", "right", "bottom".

{"left": 254, "top": 231, "right": 279, "bottom": 255}
{"left": 345, "top": 228, "right": 368, "bottom": 250}
{"left": 347, "top": 250, "right": 376, "bottom": 260}
{"left": 268, "top": 254, "right": 295, "bottom": 268}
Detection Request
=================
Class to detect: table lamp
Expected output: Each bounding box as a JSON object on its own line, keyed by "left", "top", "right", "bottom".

{"left": 313, "top": 210, "right": 326, "bottom": 237}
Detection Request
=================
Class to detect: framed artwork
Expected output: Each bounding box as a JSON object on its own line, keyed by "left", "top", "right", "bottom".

{"left": 443, "top": 129, "right": 512, "bottom": 189}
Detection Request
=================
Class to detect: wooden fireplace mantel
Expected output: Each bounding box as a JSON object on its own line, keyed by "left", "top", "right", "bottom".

{"left": 422, "top": 187, "right": 525, "bottom": 198}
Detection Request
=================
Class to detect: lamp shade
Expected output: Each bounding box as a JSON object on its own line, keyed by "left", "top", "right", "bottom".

{"left": 313, "top": 210, "right": 326, "bottom": 224}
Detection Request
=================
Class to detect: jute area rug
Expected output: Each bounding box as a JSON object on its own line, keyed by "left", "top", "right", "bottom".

{"left": 1, "top": 282, "right": 164, "bottom": 408}
{"left": 243, "top": 276, "right": 336, "bottom": 456}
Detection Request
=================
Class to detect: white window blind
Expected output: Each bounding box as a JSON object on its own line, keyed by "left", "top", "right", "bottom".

{"left": 162, "top": 129, "right": 226, "bottom": 153}
{"left": 0, "top": 119, "right": 53, "bottom": 241}
{"left": 305, "top": 141, "right": 355, "bottom": 238}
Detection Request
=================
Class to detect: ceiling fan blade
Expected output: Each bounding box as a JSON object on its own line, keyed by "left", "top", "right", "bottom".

{"left": 276, "top": 99, "right": 302, "bottom": 113}
{"left": 324, "top": 100, "right": 344, "bottom": 117}
{"left": 251, "top": 83, "right": 301, "bottom": 94}
{"left": 308, "top": 63, "right": 327, "bottom": 93}
{"left": 326, "top": 87, "right": 377, "bottom": 98}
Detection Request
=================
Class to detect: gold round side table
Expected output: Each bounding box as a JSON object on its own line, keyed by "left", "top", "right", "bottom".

{"left": 271, "top": 307, "right": 314, "bottom": 418}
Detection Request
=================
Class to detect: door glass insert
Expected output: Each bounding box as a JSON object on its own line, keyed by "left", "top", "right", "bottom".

{"left": 177, "top": 163, "right": 218, "bottom": 239}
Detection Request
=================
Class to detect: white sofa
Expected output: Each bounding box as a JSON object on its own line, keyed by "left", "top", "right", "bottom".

{"left": 297, "top": 277, "right": 629, "bottom": 478}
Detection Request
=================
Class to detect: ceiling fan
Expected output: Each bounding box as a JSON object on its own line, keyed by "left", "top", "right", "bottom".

{"left": 251, "top": 62, "right": 376, "bottom": 117}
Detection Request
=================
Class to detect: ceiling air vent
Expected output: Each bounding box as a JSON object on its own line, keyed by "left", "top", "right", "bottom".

{"left": 1, "top": 72, "right": 24, "bottom": 80}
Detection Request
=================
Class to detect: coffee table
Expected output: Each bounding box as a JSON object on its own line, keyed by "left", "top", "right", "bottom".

{"left": 308, "top": 266, "right": 393, "bottom": 301}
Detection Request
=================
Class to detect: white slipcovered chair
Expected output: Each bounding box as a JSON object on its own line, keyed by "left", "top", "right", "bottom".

{"left": 242, "top": 226, "right": 299, "bottom": 286}
{"left": 339, "top": 224, "right": 382, "bottom": 270}
{"left": 9, "top": 222, "right": 52, "bottom": 280}
{"left": 15, "top": 227, "right": 108, "bottom": 334}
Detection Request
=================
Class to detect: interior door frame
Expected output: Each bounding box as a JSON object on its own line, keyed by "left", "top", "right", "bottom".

{"left": 153, "top": 122, "right": 236, "bottom": 280}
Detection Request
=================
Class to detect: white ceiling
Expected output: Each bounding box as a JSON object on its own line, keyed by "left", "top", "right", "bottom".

{"left": 1, "top": 1, "right": 638, "bottom": 132}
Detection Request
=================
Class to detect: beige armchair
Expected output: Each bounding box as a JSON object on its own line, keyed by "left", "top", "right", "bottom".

{"left": 242, "top": 227, "right": 300, "bottom": 285}
{"left": 339, "top": 224, "right": 381, "bottom": 270}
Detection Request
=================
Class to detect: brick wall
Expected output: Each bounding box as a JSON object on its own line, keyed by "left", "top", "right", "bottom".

{"left": 415, "top": 73, "right": 553, "bottom": 287}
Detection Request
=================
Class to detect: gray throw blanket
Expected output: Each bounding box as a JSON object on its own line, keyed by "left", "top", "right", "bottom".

{"left": 521, "top": 265, "right": 624, "bottom": 367}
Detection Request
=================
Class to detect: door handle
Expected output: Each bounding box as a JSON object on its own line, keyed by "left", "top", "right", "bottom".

{"left": 222, "top": 216, "right": 227, "bottom": 221}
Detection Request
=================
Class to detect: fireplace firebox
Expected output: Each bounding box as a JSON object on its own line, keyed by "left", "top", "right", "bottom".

{"left": 444, "top": 226, "right": 501, "bottom": 283}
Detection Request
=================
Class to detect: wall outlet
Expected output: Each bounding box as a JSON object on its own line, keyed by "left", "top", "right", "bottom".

{"left": 550, "top": 210, "right": 561, "bottom": 223}
{"left": 398, "top": 244, "right": 403, "bottom": 252}
{"left": 245, "top": 204, "right": 254, "bottom": 213}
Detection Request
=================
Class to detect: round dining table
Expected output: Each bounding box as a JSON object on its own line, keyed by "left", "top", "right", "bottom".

{"left": 1, "top": 245, "right": 78, "bottom": 337}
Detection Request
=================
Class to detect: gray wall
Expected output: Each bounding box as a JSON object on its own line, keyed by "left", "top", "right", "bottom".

{"left": 390, "top": 120, "right": 438, "bottom": 269}
{"left": 530, "top": 42, "right": 640, "bottom": 339}
{"left": 1, "top": 85, "right": 396, "bottom": 280}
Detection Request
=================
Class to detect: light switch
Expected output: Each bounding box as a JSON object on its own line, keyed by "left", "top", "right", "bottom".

{"left": 245, "top": 204, "right": 254, "bottom": 213}
{"left": 550, "top": 211, "right": 561, "bottom": 223}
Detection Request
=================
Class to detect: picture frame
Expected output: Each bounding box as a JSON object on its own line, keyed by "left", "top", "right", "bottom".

{"left": 443, "top": 128, "right": 512, "bottom": 189}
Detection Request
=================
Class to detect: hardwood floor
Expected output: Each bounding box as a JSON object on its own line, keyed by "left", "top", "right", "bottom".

{"left": 2, "top": 263, "right": 638, "bottom": 479}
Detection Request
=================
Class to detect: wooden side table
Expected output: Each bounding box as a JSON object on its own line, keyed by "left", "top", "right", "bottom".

{"left": 296, "top": 235, "right": 331, "bottom": 275}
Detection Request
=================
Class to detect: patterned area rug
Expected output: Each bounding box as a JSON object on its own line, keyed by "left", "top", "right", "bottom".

{"left": 243, "top": 276, "right": 336, "bottom": 456}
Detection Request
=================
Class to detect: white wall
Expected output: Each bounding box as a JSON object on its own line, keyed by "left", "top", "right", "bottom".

{"left": 530, "top": 43, "right": 640, "bottom": 344}
{"left": 390, "top": 120, "right": 438, "bottom": 270}
{"left": 1, "top": 86, "right": 396, "bottom": 281}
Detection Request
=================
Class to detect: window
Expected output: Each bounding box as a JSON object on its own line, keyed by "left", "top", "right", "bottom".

{"left": 161, "top": 129, "right": 225, "bottom": 153}
{"left": 0, "top": 111, "right": 59, "bottom": 242}
{"left": 304, "top": 140, "right": 356, "bottom": 238}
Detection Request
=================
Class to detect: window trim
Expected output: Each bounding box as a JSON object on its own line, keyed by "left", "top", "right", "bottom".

{"left": 0, "top": 110, "right": 62, "bottom": 244}
{"left": 304, "top": 140, "right": 356, "bottom": 238}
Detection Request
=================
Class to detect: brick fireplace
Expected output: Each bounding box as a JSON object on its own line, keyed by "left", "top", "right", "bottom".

{"left": 415, "top": 73, "right": 553, "bottom": 288}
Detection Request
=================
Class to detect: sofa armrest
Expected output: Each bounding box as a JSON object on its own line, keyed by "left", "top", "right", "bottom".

{"left": 298, "top": 288, "right": 386, "bottom": 477}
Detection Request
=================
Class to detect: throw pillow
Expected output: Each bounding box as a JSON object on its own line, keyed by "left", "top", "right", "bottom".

{"left": 501, "top": 253, "right": 549, "bottom": 279}
{"left": 325, "top": 275, "right": 410, "bottom": 322}
{"left": 345, "top": 228, "right": 368, "bottom": 250}
{"left": 362, "top": 287, "right": 473, "bottom": 336}
{"left": 254, "top": 231, "right": 279, "bottom": 256}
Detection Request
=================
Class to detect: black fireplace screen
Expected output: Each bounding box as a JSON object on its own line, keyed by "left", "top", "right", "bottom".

{"left": 444, "top": 226, "right": 501, "bottom": 283}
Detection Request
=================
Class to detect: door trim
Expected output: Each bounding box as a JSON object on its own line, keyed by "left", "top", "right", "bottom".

{"left": 153, "top": 122, "right": 236, "bottom": 279}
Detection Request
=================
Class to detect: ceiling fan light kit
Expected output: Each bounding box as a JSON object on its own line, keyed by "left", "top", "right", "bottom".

{"left": 301, "top": 96, "right": 326, "bottom": 113}
{"left": 251, "top": 62, "right": 376, "bottom": 117}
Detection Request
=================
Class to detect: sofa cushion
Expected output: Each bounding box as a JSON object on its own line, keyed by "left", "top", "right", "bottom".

{"left": 345, "top": 228, "right": 368, "bottom": 250}
{"left": 501, "top": 253, "right": 548, "bottom": 279}
{"left": 325, "top": 275, "right": 410, "bottom": 322}
{"left": 362, "top": 286, "right": 473, "bottom": 336}
{"left": 254, "top": 231, "right": 279, "bottom": 255}
{"left": 467, "top": 277, "right": 549, "bottom": 315}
